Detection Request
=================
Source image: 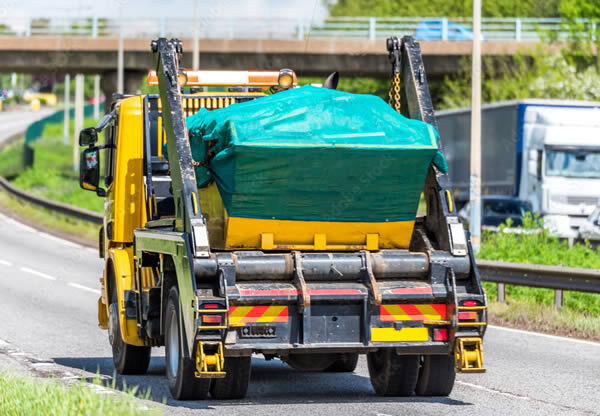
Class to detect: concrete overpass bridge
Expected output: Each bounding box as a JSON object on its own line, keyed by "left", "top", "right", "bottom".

{"left": 0, "top": 37, "right": 541, "bottom": 98}
{"left": 0, "top": 15, "right": 575, "bottom": 98}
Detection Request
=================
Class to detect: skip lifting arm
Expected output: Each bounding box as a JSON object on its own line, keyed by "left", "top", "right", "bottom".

{"left": 151, "top": 38, "right": 210, "bottom": 257}
{"left": 387, "top": 36, "right": 468, "bottom": 258}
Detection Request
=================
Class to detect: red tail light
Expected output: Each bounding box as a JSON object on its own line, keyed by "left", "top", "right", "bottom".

{"left": 433, "top": 328, "right": 448, "bottom": 341}
{"left": 203, "top": 304, "right": 220, "bottom": 309}
{"left": 463, "top": 300, "right": 478, "bottom": 306}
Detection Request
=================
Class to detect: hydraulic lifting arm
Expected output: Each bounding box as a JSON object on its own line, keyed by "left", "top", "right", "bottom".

{"left": 386, "top": 36, "right": 468, "bottom": 260}
{"left": 151, "top": 38, "right": 210, "bottom": 257}
{"left": 387, "top": 36, "right": 486, "bottom": 372}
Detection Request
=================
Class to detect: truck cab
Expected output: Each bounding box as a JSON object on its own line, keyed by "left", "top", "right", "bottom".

{"left": 519, "top": 104, "right": 600, "bottom": 238}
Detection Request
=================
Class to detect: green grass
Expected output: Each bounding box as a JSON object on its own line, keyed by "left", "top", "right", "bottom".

{"left": 0, "top": 372, "right": 161, "bottom": 416}
{"left": 0, "top": 190, "right": 98, "bottom": 242}
{"left": 1, "top": 116, "right": 104, "bottom": 213}
{"left": 487, "top": 298, "right": 600, "bottom": 340}
{"left": 0, "top": 138, "right": 26, "bottom": 178}
{"left": 479, "top": 214, "right": 600, "bottom": 338}
{"left": 479, "top": 215, "right": 600, "bottom": 269}
{"left": 11, "top": 137, "right": 104, "bottom": 213}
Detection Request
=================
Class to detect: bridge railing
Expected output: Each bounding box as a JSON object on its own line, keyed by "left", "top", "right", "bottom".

{"left": 0, "top": 16, "right": 594, "bottom": 41}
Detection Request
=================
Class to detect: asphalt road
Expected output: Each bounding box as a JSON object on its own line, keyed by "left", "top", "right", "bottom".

{"left": 0, "top": 112, "right": 599, "bottom": 415}
{"left": 0, "top": 212, "right": 599, "bottom": 416}
{"left": 0, "top": 109, "right": 55, "bottom": 147}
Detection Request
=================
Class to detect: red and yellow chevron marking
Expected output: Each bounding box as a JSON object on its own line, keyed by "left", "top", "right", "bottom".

{"left": 229, "top": 306, "right": 288, "bottom": 324}
{"left": 380, "top": 304, "right": 447, "bottom": 321}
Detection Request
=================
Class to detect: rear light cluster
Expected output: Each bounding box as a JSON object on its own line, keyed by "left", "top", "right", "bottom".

{"left": 202, "top": 315, "right": 223, "bottom": 324}
{"left": 458, "top": 311, "right": 478, "bottom": 320}
{"left": 199, "top": 303, "right": 226, "bottom": 326}
{"left": 459, "top": 300, "right": 480, "bottom": 321}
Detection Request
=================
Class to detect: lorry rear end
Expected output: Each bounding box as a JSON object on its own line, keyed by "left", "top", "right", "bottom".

{"left": 82, "top": 37, "right": 486, "bottom": 401}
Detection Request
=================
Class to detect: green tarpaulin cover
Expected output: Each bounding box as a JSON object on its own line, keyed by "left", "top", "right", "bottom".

{"left": 186, "top": 85, "right": 446, "bottom": 222}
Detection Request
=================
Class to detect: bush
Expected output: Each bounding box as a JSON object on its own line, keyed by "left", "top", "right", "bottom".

{"left": 479, "top": 213, "right": 600, "bottom": 317}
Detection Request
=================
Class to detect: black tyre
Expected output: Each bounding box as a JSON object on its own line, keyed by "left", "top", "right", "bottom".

{"left": 210, "top": 356, "right": 252, "bottom": 400}
{"left": 416, "top": 355, "right": 456, "bottom": 396}
{"left": 367, "top": 349, "right": 419, "bottom": 396}
{"left": 165, "top": 286, "right": 211, "bottom": 400}
{"left": 325, "top": 353, "right": 359, "bottom": 372}
{"left": 108, "top": 292, "right": 151, "bottom": 375}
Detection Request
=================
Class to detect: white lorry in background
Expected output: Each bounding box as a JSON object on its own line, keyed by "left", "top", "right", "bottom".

{"left": 437, "top": 100, "right": 600, "bottom": 239}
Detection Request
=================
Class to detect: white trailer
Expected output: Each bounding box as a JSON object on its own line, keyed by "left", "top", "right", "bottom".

{"left": 437, "top": 100, "right": 600, "bottom": 238}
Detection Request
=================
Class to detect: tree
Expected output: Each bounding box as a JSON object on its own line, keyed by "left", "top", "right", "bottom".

{"left": 327, "top": 0, "right": 562, "bottom": 18}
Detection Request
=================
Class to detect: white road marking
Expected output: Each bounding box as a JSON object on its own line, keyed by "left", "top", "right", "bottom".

{"left": 67, "top": 282, "right": 100, "bottom": 295}
{"left": 456, "top": 381, "right": 530, "bottom": 400}
{"left": 0, "top": 259, "right": 12, "bottom": 266}
{"left": 20, "top": 267, "right": 57, "bottom": 281}
{"left": 489, "top": 325, "right": 600, "bottom": 347}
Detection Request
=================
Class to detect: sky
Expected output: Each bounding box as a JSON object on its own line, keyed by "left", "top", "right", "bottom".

{"left": 0, "top": 0, "right": 330, "bottom": 38}
{"left": 0, "top": 0, "right": 328, "bottom": 20}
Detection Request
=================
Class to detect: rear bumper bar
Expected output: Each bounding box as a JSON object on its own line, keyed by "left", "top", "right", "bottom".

{"left": 223, "top": 341, "right": 450, "bottom": 356}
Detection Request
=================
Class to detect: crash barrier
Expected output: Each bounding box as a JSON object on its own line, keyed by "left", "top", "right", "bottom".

{"left": 477, "top": 260, "right": 600, "bottom": 309}
{"left": 0, "top": 176, "right": 102, "bottom": 225}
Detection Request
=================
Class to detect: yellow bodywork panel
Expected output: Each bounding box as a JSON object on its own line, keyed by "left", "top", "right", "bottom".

{"left": 225, "top": 217, "right": 415, "bottom": 250}
{"left": 107, "top": 247, "right": 145, "bottom": 346}
{"left": 198, "top": 182, "right": 415, "bottom": 250}
{"left": 371, "top": 327, "right": 429, "bottom": 342}
{"left": 111, "top": 96, "right": 147, "bottom": 243}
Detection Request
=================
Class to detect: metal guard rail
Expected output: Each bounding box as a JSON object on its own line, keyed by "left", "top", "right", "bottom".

{"left": 0, "top": 175, "right": 598, "bottom": 294}
{"left": 0, "top": 176, "right": 103, "bottom": 225}
{"left": 477, "top": 259, "right": 600, "bottom": 294}
{"left": 0, "top": 16, "right": 595, "bottom": 41}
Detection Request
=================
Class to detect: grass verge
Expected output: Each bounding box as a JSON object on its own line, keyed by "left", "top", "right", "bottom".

{"left": 0, "top": 190, "right": 98, "bottom": 244}
{"left": 0, "top": 371, "right": 161, "bottom": 416}
{"left": 479, "top": 214, "right": 600, "bottom": 340}
{"left": 0, "top": 117, "right": 103, "bottom": 213}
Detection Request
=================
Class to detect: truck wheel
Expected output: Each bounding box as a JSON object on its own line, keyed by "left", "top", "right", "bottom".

{"left": 416, "top": 355, "right": 456, "bottom": 396}
{"left": 367, "top": 349, "right": 419, "bottom": 396}
{"left": 210, "top": 356, "right": 252, "bottom": 399}
{"left": 108, "top": 297, "right": 150, "bottom": 375}
{"left": 165, "top": 286, "right": 211, "bottom": 400}
{"left": 325, "top": 353, "right": 359, "bottom": 372}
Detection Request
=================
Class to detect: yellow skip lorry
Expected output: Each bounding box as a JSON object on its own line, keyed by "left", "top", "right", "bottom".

{"left": 78, "top": 37, "right": 486, "bottom": 400}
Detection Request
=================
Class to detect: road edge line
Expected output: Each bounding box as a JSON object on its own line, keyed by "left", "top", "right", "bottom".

{"left": 488, "top": 324, "right": 600, "bottom": 346}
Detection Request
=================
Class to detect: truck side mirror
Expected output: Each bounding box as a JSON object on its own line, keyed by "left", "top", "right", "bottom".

{"left": 80, "top": 147, "right": 105, "bottom": 197}
{"left": 79, "top": 127, "right": 98, "bottom": 146}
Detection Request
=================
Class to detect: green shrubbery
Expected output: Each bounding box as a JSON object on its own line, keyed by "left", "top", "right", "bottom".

{"left": 480, "top": 213, "right": 600, "bottom": 269}
{"left": 479, "top": 213, "right": 600, "bottom": 320}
